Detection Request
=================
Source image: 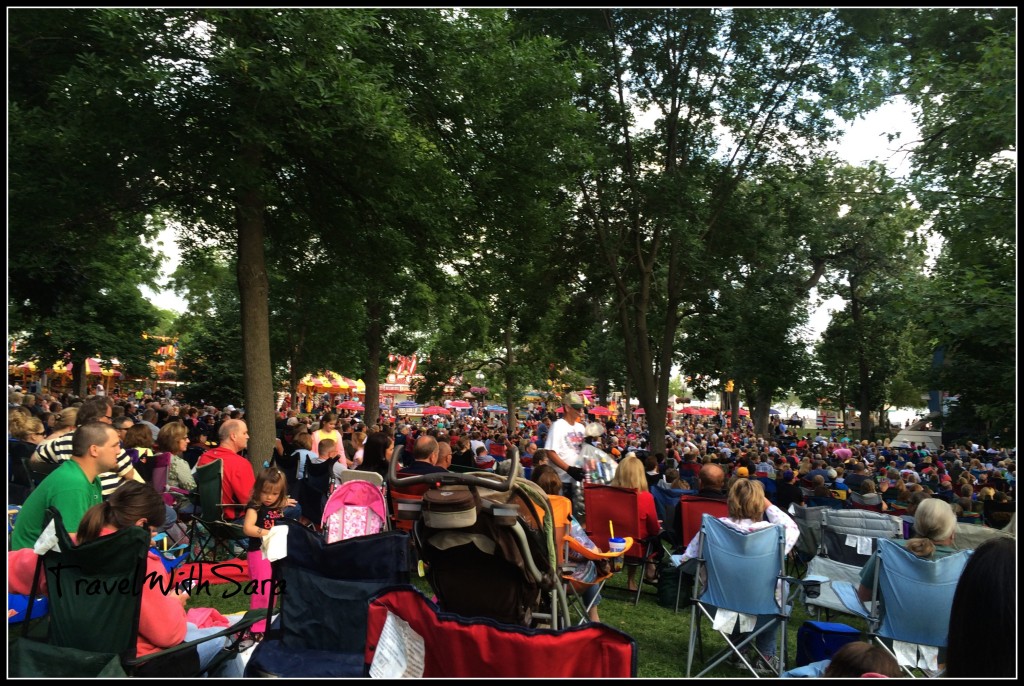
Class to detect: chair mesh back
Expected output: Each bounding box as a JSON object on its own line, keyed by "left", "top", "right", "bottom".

{"left": 194, "top": 460, "right": 224, "bottom": 520}
{"left": 698, "top": 514, "right": 783, "bottom": 617}
{"left": 42, "top": 510, "right": 150, "bottom": 659}
{"left": 874, "top": 538, "right": 971, "bottom": 647}
{"left": 272, "top": 521, "right": 411, "bottom": 650}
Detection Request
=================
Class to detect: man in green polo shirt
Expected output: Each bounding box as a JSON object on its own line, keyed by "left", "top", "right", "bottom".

{"left": 11, "top": 422, "right": 122, "bottom": 550}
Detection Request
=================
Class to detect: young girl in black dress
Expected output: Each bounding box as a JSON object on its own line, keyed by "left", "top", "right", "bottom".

{"left": 243, "top": 467, "right": 290, "bottom": 636}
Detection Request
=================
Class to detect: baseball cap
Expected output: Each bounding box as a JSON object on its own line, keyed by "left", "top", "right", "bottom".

{"left": 736, "top": 466, "right": 749, "bottom": 477}
{"left": 782, "top": 470, "right": 795, "bottom": 481}
{"left": 286, "top": 416, "right": 299, "bottom": 426}
{"left": 563, "top": 391, "right": 584, "bottom": 410}
{"left": 224, "top": 404, "right": 236, "bottom": 412}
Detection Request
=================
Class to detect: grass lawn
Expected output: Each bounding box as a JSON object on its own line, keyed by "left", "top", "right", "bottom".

{"left": 188, "top": 559, "right": 870, "bottom": 678}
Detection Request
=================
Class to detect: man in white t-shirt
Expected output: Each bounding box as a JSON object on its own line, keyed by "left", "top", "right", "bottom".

{"left": 544, "top": 391, "right": 586, "bottom": 499}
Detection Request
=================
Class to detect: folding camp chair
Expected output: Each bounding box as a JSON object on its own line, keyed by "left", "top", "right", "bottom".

{"left": 244, "top": 520, "right": 411, "bottom": 677}
{"left": 832, "top": 538, "right": 972, "bottom": 677}
{"left": 803, "top": 508, "right": 902, "bottom": 620}
{"left": 685, "top": 514, "right": 811, "bottom": 678}
{"left": 582, "top": 483, "right": 663, "bottom": 605}
{"left": 560, "top": 533, "right": 632, "bottom": 625}
{"left": 190, "top": 460, "right": 249, "bottom": 561}
{"left": 13, "top": 508, "right": 259, "bottom": 677}
{"left": 673, "top": 495, "right": 729, "bottom": 612}
{"left": 364, "top": 586, "right": 638, "bottom": 677}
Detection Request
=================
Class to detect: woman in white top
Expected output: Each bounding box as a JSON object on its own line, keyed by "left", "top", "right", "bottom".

{"left": 679, "top": 478, "right": 799, "bottom": 674}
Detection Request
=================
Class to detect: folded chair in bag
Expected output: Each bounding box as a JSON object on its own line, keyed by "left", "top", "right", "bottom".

{"left": 322, "top": 478, "right": 388, "bottom": 543}
{"left": 582, "top": 483, "right": 663, "bottom": 605}
{"left": 832, "top": 538, "right": 972, "bottom": 677}
{"left": 389, "top": 448, "right": 569, "bottom": 629}
{"left": 13, "top": 508, "right": 259, "bottom": 678}
{"left": 190, "top": 460, "right": 249, "bottom": 562}
{"left": 790, "top": 504, "right": 829, "bottom": 578}
{"left": 685, "top": 514, "right": 817, "bottom": 678}
{"left": 364, "top": 586, "right": 638, "bottom": 677}
{"left": 804, "top": 508, "right": 902, "bottom": 620}
{"left": 244, "top": 520, "right": 411, "bottom": 677}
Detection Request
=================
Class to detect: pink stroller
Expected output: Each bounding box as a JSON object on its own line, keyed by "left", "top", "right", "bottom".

{"left": 321, "top": 478, "right": 389, "bottom": 543}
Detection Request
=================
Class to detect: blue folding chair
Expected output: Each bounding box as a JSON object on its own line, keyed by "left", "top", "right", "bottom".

{"left": 685, "top": 514, "right": 808, "bottom": 677}
{"left": 832, "top": 537, "right": 972, "bottom": 677}
{"left": 756, "top": 476, "right": 778, "bottom": 504}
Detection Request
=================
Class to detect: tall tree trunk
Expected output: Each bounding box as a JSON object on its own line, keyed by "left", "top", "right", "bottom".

{"left": 362, "top": 297, "right": 383, "bottom": 429}
{"left": 73, "top": 355, "right": 87, "bottom": 397}
{"left": 749, "top": 384, "right": 772, "bottom": 437}
{"left": 850, "top": 287, "right": 874, "bottom": 441}
{"left": 503, "top": 326, "right": 517, "bottom": 429}
{"left": 236, "top": 143, "right": 274, "bottom": 473}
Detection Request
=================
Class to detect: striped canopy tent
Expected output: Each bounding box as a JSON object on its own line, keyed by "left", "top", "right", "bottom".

{"left": 299, "top": 371, "right": 350, "bottom": 392}
{"left": 50, "top": 358, "right": 121, "bottom": 377}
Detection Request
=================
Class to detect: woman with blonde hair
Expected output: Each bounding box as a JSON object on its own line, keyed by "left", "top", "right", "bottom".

{"left": 9, "top": 412, "right": 47, "bottom": 504}
{"left": 856, "top": 498, "right": 957, "bottom": 602}
{"left": 350, "top": 430, "right": 367, "bottom": 467}
{"left": 677, "top": 477, "right": 800, "bottom": 673}
{"left": 41, "top": 407, "right": 78, "bottom": 443}
{"left": 609, "top": 453, "right": 663, "bottom": 592}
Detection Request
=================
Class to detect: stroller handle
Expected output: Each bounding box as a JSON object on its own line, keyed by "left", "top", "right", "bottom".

{"left": 388, "top": 444, "right": 520, "bottom": 493}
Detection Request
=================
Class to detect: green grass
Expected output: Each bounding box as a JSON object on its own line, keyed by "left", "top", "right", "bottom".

{"left": 189, "top": 560, "right": 870, "bottom": 677}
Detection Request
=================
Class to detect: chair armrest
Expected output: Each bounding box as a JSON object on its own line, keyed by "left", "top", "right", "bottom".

{"left": 830, "top": 580, "right": 870, "bottom": 619}
{"left": 124, "top": 609, "right": 264, "bottom": 668}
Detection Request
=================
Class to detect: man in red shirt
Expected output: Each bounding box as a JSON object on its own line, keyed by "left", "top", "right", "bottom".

{"left": 196, "top": 419, "right": 254, "bottom": 521}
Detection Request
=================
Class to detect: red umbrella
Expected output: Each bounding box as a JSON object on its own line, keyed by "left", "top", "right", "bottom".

{"left": 633, "top": 407, "right": 646, "bottom": 415}
{"left": 422, "top": 405, "right": 450, "bottom": 415}
{"left": 738, "top": 408, "right": 750, "bottom": 416}
{"left": 696, "top": 407, "right": 717, "bottom": 416}
{"left": 680, "top": 406, "right": 698, "bottom": 415}
{"left": 588, "top": 406, "right": 613, "bottom": 416}
{"left": 338, "top": 400, "right": 364, "bottom": 411}
{"left": 449, "top": 400, "right": 471, "bottom": 409}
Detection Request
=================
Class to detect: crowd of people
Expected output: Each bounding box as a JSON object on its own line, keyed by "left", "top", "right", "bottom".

{"left": 7, "top": 384, "right": 1017, "bottom": 676}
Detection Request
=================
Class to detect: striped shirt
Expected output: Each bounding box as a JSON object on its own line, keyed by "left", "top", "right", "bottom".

{"left": 35, "top": 432, "right": 134, "bottom": 497}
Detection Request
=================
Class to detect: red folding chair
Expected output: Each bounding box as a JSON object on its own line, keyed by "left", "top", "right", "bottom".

{"left": 581, "top": 484, "right": 661, "bottom": 605}
{"left": 675, "top": 495, "right": 730, "bottom": 612}
{"left": 365, "top": 587, "right": 637, "bottom": 677}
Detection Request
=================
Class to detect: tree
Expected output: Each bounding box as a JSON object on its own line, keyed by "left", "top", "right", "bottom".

{"left": 899, "top": 9, "right": 1016, "bottom": 440}
{"left": 809, "top": 162, "right": 926, "bottom": 439}
{"left": 9, "top": 10, "right": 172, "bottom": 393}
{"left": 514, "top": 8, "right": 896, "bottom": 455}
